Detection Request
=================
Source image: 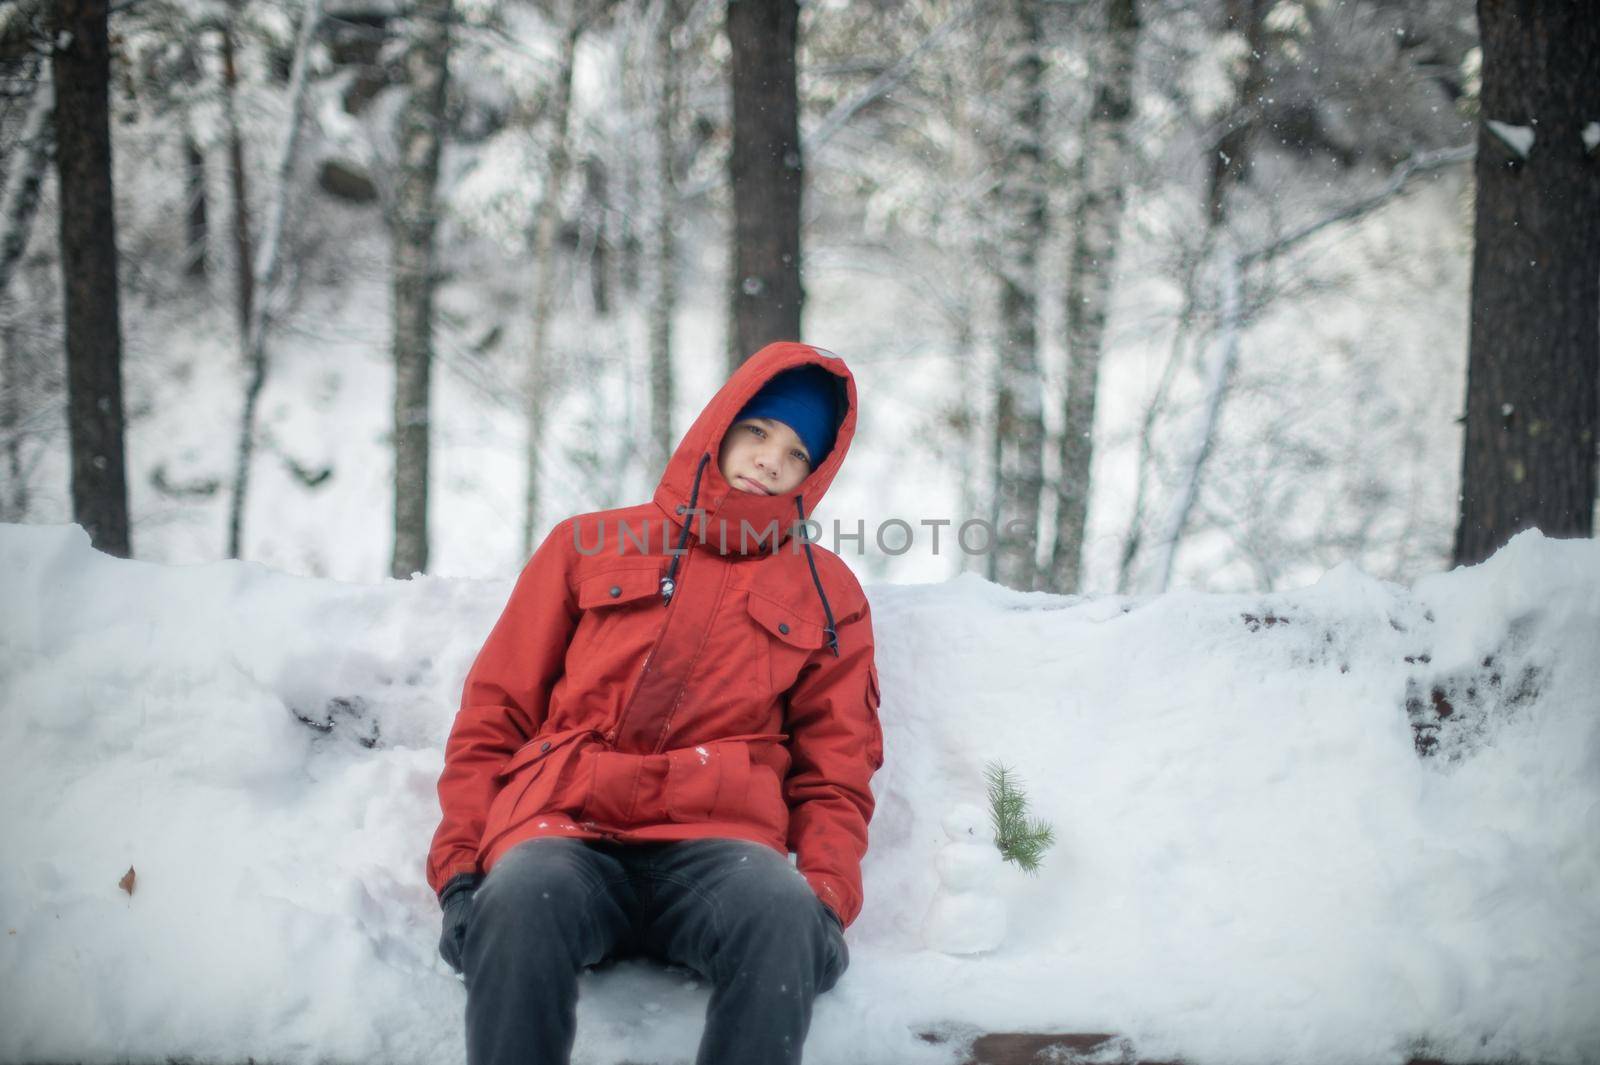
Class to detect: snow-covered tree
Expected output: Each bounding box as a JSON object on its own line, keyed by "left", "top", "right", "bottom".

{"left": 1047, "top": 0, "right": 1140, "bottom": 595}
{"left": 390, "top": 0, "right": 454, "bottom": 579}
{"left": 1112, "top": 0, "right": 1480, "bottom": 594}
{"left": 986, "top": 0, "right": 1048, "bottom": 592}
{"left": 726, "top": 0, "right": 803, "bottom": 367}
{"left": 52, "top": 0, "right": 130, "bottom": 556}
{"left": 1453, "top": 2, "right": 1599, "bottom": 565}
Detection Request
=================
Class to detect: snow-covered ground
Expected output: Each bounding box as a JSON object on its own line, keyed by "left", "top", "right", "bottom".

{"left": 1, "top": 522, "right": 1596, "bottom": 1065}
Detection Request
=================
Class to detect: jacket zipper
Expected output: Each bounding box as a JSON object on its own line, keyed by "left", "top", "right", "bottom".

{"left": 604, "top": 546, "right": 694, "bottom": 745}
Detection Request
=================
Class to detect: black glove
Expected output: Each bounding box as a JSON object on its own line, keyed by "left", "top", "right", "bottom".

{"left": 437, "top": 872, "right": 482, "bottom": 974}
{"left": 815, "top": 896, "right": 849, "bottom": 991}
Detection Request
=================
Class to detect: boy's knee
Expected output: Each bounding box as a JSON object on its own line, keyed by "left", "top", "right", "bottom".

{"left": 719, "top": 866, "right": 829, "bottom": 943}
{"left": 712, "top": 874, "right": 847, "bottom": 991}
{"left": 475, "top": 838, "right": 596, "bottom": 927}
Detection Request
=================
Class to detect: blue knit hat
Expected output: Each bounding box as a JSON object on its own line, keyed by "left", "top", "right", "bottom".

{"left": 733, "top": 365, "right": 842, "bottom": 467}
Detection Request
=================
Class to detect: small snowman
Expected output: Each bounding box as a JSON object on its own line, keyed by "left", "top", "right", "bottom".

{"left": 922, "top": 802, "right": 1008, "bottom": 954}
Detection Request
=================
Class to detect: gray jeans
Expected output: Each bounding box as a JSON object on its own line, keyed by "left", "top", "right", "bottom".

{"left": 461, "top": 836, "right": 850, "bottom": 1065}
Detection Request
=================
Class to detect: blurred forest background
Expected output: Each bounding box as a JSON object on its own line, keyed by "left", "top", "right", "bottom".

{"left": 0, "top": 0, "right": 1594, "bottom": 592}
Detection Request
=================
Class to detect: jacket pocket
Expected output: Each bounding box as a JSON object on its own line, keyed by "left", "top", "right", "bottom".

{"left": 665, "top": 740, "right": 751, "bottom": 823}
{"left": 494, "top": 726, "right": 591, "bottom": 781}
{"left": 478, "top": 728, "right": 594, "bottom": 859}
{"left": 569, "top": 559, "right": 662, "bottom": 658}
{"left": 746, "top": 590, "right": 827, "bottom": 693}
{"left": 578, "top": 748, "right": 650, "bottom": 827}
{"left": 576, "top": 565, "right": 661, "bottom": 610}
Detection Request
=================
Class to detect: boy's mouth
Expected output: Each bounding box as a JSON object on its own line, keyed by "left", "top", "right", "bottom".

{"left": 735, "top": 476, "right": 772, "bottom": 495}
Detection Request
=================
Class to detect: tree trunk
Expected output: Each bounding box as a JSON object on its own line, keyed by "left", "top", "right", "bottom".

{"left": 988, "top": 0, "right": 1047, "bottom": 590}
{"left": 183, "top": 128, "right": 208, "bottom": 280}
{"left": 390, "top": 0, "right": 452, "bottom": 579}
{"left": 1, "top": 320, "right": 28, "bottom": 521}
{"left": 1453, "top": 0, "right": 1599, "bottom": 565}
{"left": 725, "top": 0, "right": 802, "bottom": 370}
{"left": 0, "top": 64, "right": 53, "bottom": 299}
{"left": 953, "top": 313, "right": 982, "bottom": 576}
{"left": 521, "top": 18, "right": 582, "bottom": 557}
{"left": 1147, "top": 252, "right": 1242, "bottom": 591}
{"left": 941, "top": 75, "right": 987, "bottom": 578}
{"left": 1207, "top": 0, "right": 1267, "bottom": 227}
{"left": 1048, "top": 0, "right": 1139, "bottom": 594}
{"left": 648, "top": 0, "right": 681, "bottom": 474}
{"left": 225, "top": 0, "right": 323, "bottom": 560}
{"left": 581, "top": 156, "right": 610, "bottom": 316}
{"left": 1114, "top": 320, "right": 1193, "bottom": 592}
{"left": 1116, "top": 0, "right": 1265, "bottom": 592}
{"left": 52, "top": 0, "right": 130, "bottom": 557}
{"left": 220, "top": 20, "right": 254, "bottom": 341}
{"left": 1, "top": 61, "right": 51, "bottom": 525}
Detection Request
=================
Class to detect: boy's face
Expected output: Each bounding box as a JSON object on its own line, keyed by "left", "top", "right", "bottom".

{"left": 718, "top": 417, "right": 812, "bottom": 496}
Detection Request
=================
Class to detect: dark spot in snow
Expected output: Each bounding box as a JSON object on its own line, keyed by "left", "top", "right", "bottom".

{"left": 1241, "top": 611, "right": 1289, "bottom": 632}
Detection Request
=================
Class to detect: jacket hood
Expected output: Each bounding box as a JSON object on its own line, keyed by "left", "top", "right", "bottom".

{"left": 653, "top": 341, "right": 857, "bottom": 554}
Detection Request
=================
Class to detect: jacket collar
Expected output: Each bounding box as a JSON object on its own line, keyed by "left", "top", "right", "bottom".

{"left": 652, "top": 342, "right": 857, "bottom": 555}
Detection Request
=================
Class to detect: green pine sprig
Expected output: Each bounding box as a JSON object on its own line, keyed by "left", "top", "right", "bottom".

{"left": 984, "top": 761, "right": 1056, "bottom": 875}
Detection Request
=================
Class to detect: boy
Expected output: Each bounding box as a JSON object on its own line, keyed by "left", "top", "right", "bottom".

{"left": 426, "top": 341, "right": 884, "bottom": 1065}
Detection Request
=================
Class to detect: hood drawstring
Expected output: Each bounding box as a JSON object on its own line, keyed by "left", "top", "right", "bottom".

{"left": 661, "top": 458, "right": 839, "bottom": 659}
{"left": 661, "top": 453, "right": 710, "bottom": 606}
{"left": 796, "top": 495, "right": 841, "bottom": 658}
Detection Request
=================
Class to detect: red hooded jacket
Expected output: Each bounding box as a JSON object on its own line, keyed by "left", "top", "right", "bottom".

{"left": 426, "top": 342, "right": 882, "bottom": 927}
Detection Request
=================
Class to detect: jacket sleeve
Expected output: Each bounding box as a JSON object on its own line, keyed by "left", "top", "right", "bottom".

{"left": 782, "top": 596, "right": 883, "bottom": 928}
{"left": 425, "top": 520, "right": 580, "bottom": 899}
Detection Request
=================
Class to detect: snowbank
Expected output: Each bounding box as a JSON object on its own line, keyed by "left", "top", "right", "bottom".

{"left": 1, "top": 523, "right": 1597, "bottom": 1065}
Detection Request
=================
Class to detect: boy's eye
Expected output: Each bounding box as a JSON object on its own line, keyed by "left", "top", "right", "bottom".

{"left": 792, "top": 450, "right": 810, "bottom": 465}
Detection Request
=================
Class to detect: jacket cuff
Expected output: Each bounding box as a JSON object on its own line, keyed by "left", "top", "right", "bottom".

{"left": 802, "top": 870, "right": 856, "bottom": 927}
{"left": 438, "top": 871, "right": 484, "bottom": 909}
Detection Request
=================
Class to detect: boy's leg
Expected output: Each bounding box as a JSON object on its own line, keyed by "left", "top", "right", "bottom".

{"left": 639, "top": 838, "right": 848, "bottom": 1065}
{"left": 462, "top": 837, "right": 639, "bottom": 1065}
